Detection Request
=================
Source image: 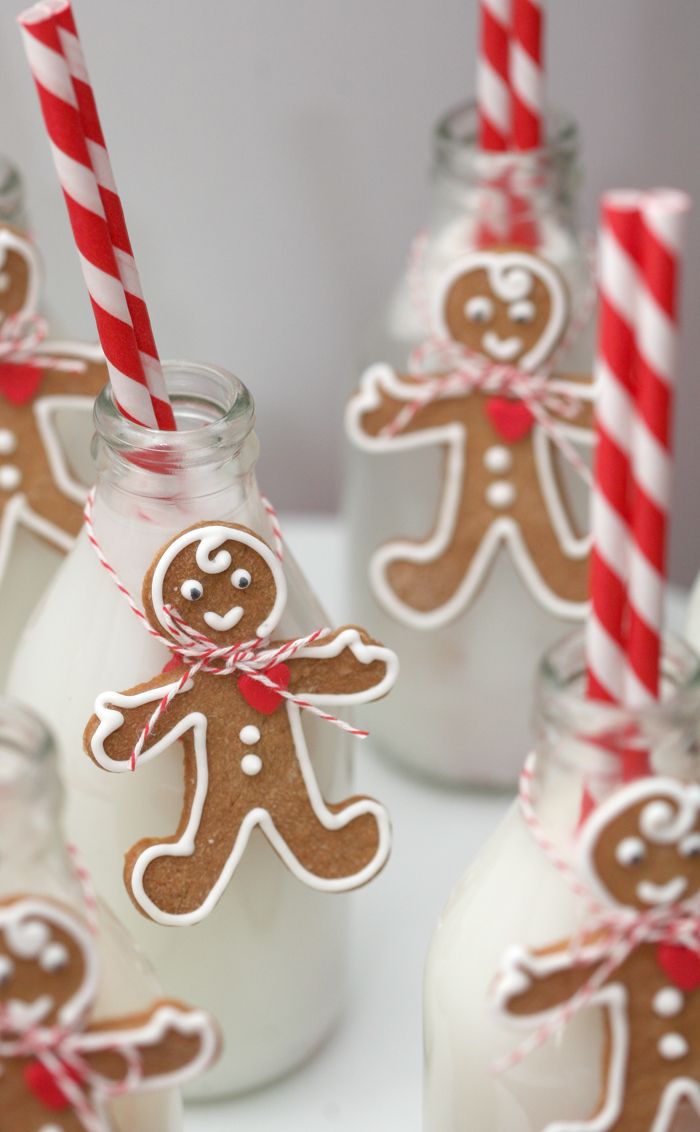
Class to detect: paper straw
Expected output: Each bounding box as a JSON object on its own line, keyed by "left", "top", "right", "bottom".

{"left": 586, "top": 191, "right": 645, "bottom": 705}
{"left": 511, "top": 0, "right": 544, "bottom": 151}
{"left": 478, "top": 0, "right": 512, "bottom": 151}
{"left": 19, "top": 0, "right": 175, "bottom": 430}
{"left": 625, "top": 190, "right": 690, "bottom": 706}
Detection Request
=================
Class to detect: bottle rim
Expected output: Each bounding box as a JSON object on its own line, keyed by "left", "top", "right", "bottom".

{"left": 434, "top": 100, "right": 579, "bottom": 170}
{"left": 94, "top": 359, "right": 256, "bottom": 467}
{"left": 536, "top": 626, "right": 700, "bottom": 744}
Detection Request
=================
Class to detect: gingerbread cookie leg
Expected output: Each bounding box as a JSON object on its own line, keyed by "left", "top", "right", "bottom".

{"left": 374, "top": 471, "right": 497, "bottom": 624}
{"left": 264, "top": 708, "right": 390, "bottom": 891}
{"left": 125, "top": 772, "right": 259, "bottom": 925}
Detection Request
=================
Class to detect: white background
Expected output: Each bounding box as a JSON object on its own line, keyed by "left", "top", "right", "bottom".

{"left": 1, "top": 0, "right": 700, "bottom": 580}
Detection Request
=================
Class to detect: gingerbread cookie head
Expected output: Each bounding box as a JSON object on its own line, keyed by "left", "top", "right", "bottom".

{"left": 143, "top": 522, "right": 288, "bottom": 646}
{"left": 0, "top": 898, "right": 97, "bottom": 1035}
{"left": 436, "top": 248, "right": 569, "bottom": 372}
{"left": 578, "top": 778, "right": 700, "bottom": 913}
{"left": 0, "top": 226, "right": 41, "bottom": 322}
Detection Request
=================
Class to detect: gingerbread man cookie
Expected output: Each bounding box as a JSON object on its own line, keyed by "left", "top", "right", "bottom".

{"left": 0, "top": 225, "right": 108, "bottom": 583}
{"left": 496, "top": 777, "right": 700, "bottom": 1132}
{"left": 84, "top": 522, "right": 398, "bottom": 926}
{"left": 346, "top": 247, "right": 595, "bottom": 629}
{"left": 0, "top": 896, "right": 219, "bottom": 1131}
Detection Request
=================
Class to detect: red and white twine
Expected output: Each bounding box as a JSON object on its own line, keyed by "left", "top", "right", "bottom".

{"left": 394, "top": 230, "right": 597, "bottom": 483}
{"left": 0, "top": 311, "right": 86, "bottom": 375}
{"left": 83, "top": 491, "right": 369, "bottom": 771}
{"left": 0, "top": 849, "right": 132, "bottom": 1132}
{"left": 494, "top": 753, "right": 700, "bottom": 1074}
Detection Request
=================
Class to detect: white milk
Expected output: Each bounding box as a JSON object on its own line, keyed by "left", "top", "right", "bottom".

{"left": 344, "top": 105, "right": 595, "bottom": 786}
{"left": 0, "top": 697, "right": 182, "bottom": 1131}
{"left": 0, "top": 341, "right": 101, "bottom": 689}
{"left": 9, "top": 362, "right": 354, "bottom": 1099}
{"left": 423, "top": 631, "right": 700, "bottom": 1131}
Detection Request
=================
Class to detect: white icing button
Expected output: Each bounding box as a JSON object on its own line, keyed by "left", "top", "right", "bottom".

{"left": 658, "top": 1032, "right": 689, "bottom": 1060}
{"left": 241, "top": 754, "right": 262, "bottom": 776}
{"left": 486, "top": 480, "right": 516, "bottom": 509}
{"left": 239, "top": 725, "right": 261, "bottom": 745}
{"left": 0, "top": 429, "right": 17, "bottom": 456}
{"left": 653, "top": 988, "right": 684, "bottom": 1018}
{"left": 0, "top": 465, "right": 21, "bottom": 492}
{"left": 483, "top": 445, "right": 513, "bottom": 475}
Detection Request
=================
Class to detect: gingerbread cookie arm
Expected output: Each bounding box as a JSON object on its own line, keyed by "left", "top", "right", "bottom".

{"left": 346, "top": 364, "right": 452, "bottom": 445}
{"left": 496, "top": 941, "right": 607, "bottom": 1021}
{"left": 72, "top": 1000, "right": 219, "bottom": 1091}
{"left": 0, "top": 225, "right": 42, "bottom": 318}
{"left": 285, "top": 625, "right": 398, "bottom": 703}
{"left": 85, "top": 670, "right": 200, "bottom": 772}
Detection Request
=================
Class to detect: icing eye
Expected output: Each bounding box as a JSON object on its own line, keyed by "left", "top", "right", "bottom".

{"left": 616, "top": 836, "right": 647, "bottom": 867}
{"left": 508, "top": 299, "right": 536, "bottom": 324}
{"left": 679, "top": 833, "right": 700, "bottom": 859}
{"left": 180, "top": 579, "right": 204, "bottom": 602}
{"left": 40, "top": 942, "right": 69, "bottom": 973}
{"left": 232, "top": 569, "right": 252, "bottom": 591}
{"left": 0, "top": 956, "right": 13, "bottom": 985}
{"left": 465, "top": 296, "right": 494, "bottom": 324}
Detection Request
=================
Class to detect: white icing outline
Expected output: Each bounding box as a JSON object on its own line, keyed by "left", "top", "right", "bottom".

{"left": 495, "top": 778, "right": 700, "bottom": 1131}
{"left": 150, "top": 524, "right": 288, "bottom": 641}
{"left": 0, "top": 228, "right": 41, "bottom": 320}
{"left": 0, "top": 338, "right": 106, "bottom": 586}
{"left": 433, "top": 249, "right": 569, "bottom": 374}
{"left": 0, "top": 899, "right": 98, "bottom": 1031}
{"left": 0, "top": 897, "right": 217, "bottom": 1122}
{"left": 89, "top": 628, "right": 397, "bottom": 925}
{"left": 345, "top": 364, "right": 594, "bottom": 629}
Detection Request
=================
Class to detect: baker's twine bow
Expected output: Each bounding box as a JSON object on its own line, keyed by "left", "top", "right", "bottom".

{"left": 0, "top": 845, "right": 131, "bottom": 1132}
{"left": 0, "top": 311, "right": 85, "bottom": 373}
{"left": 493, "top": 753, "right": 700, "bottom": 1074}
{"left": 391, "top": 230, "right": 598, "bottom": 486}
{"left": 83, "top": 490, "right": 370, "bottom": 773}
{"left": 0, "top": 1008, "right": 141, "bottom": 1132}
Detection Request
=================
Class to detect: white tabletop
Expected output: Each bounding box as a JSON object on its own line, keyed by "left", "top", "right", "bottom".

{"left": 186, "top": 514, "right": 689, "bottom": 1132}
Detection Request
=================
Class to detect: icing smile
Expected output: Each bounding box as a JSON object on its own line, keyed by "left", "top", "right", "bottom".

{"left": 4, "top": 994, "right": 53, "bottom": 1030}
{"left": 203, "top": 606, "right": 244, "bottom": 632}
{"left": 482, "top": 331, "right": 523, "bottom": 361}
{"left": 637, "top": 876, "right": 688, "bottom": 906}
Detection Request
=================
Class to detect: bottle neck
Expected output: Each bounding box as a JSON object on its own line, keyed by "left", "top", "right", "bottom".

{"left": 0, "top": 699, "right": 64, "bottom": 873}
{"left": 91, "top": 360, "right": 267, "bottom": 598}
{"left": 0, "top": 157, "right": 27, "bottom": 230}
{"left": 428, "top": 102, "right": 581, "bottom": 237}
{"left": 530, "top": 630, "right": 700, "bottom": 847}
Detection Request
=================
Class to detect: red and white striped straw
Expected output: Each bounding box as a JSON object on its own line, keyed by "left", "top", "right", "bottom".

{"left": 586, "top": 191, "right": 645, "bottom": 705}
{"left": 477, "top": 0, "right": 512, "bottom": 151}
{"left": 19, "top": 0, "right": 176, "bottom": 430}
{"left": 511, "top": 0, "right": 544, "bottom": 150}
{"left": 586, "top": 188, "right": 690, "bottom": 784}
{"left": 625, "top": 190, "right": 690, "bottom": 706}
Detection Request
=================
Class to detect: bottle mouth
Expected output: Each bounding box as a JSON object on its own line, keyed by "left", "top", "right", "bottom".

{"left": 0, "top": 156, "right": 26, "bottom": 228}
{"left": 537, "top": 627, "right": 700, "bottom": 747}
{"left": 434, "top": 100, "right": 579, "bottom": 177}
{"left": 94, "top": 360, "right": 256, "bottom": 469}
{"left": 0, "top": 697, "right": 56, "bottom": 791}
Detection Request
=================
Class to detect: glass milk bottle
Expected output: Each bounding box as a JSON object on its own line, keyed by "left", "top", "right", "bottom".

{"left": 0, "top": 158, "right": 102, "bottom": 689}
{"left": 9, "top": 361, "right": 355, "bottom": 1099}
{"left": 0, "top": 696, "right": 182, "bottom": 1130}
{"left": 423, "top": 629, "right": 700, "bottom": 1131}
{"left": 0, "top": 155, "right": 28, "bottom": 229}
{"left": 345, "top": 103, "right": 596, "bottom": 786}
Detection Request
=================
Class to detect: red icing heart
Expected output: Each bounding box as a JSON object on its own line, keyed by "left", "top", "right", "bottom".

{"left": 24, "top": 1059, "right": 84, "bottom": 1111}
{"left": 656, "top": 943, "right": 700, "bottom": 991}
{"left": 0, "top": 362, "right": 44, "bottom": 405}
{"left": 238, "top": 663, "right": 291, "bottom": 715}
{"left": 485, "top": 397, "right": 534, "bottom": 443}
